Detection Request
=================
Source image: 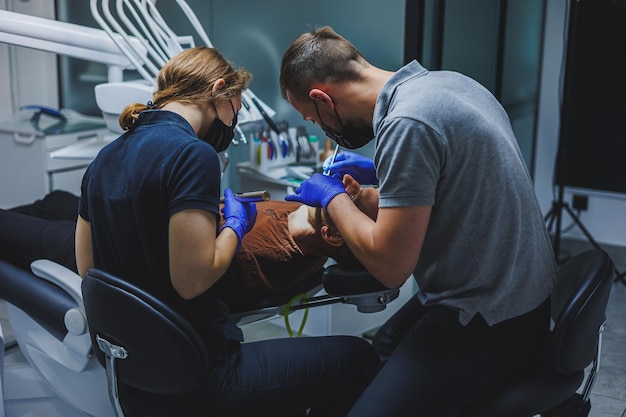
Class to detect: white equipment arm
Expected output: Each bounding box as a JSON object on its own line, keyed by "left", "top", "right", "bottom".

{"left": 0, "top": 9, "right": 146, "bottom": 82}
{"left": 1, "top": 3, "right": 277, "bottom": 138}
{"left": 91, "top": 0, "right": 276, "bottom": 125}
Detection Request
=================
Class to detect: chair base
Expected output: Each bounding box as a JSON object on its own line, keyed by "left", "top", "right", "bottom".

{"left": 542, "top": 394, "right": 590, "bottom": 417}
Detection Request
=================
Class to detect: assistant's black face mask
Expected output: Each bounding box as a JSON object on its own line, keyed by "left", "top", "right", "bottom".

{"left": 313, "top": 100, "right": 374, "bottom": 149}
{"left": 202, "top": 100, "right": 237, "bottom": 153}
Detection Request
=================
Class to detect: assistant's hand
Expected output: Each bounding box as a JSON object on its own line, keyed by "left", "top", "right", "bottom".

{"left": 285, "top": 173, "right": 347, "bottom": 209}
{"left": 221, "top": 188, "right": 257, "bottom": 250}
{"left": 322, "top": 151, "right": 378, "bottom": 185}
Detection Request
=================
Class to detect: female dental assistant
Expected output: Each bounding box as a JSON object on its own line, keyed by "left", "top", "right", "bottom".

{"left": 76, "top": 46, "right": 379, "bottom": 417}
{"left": 280, "top": 26, "right": 556, "bottom": 416}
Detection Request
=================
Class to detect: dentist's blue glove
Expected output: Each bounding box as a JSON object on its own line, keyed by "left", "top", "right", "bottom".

{"left": 322, "top": 151, "right": 379, "bottom": 185}
{"left": 221, "top": 188, "right": 257, "bottom": 250}
{"left": 285, "top": 173, "right": 347, "bottom": 209}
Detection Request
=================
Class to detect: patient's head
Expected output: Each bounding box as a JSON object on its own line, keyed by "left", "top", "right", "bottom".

{"left": 308, "top": 206, "right": 358, "bottom": 267}
{"left": 309, "top": 174, "right": 378, "bottom": 267}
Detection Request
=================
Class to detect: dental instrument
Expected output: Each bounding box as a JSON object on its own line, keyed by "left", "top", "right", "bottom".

{"left": 219, "top": 190, "right": 271, "bottom": 203}
{"left": 323, "top": 143, "right": 340, "bottom": 176}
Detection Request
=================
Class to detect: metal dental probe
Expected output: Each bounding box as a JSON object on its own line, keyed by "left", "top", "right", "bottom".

{"left": 323, "top": 143, "right": 340, "bottom": 176}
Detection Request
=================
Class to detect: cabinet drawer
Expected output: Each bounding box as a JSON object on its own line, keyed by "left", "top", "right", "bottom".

{"left": 45, "top": 129, "right": 102, "bottom": 151}
{"left": 46, "top": 154, "right": 91, "bottom": 172}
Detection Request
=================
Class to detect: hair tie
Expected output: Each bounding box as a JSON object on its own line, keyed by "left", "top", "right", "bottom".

{"left": 146, "top": 101, "right": 158, "bottom": 109}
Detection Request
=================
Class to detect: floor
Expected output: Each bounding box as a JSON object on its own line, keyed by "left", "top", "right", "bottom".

{"left": 241, "top": 237, "right": 626, "bottom": 417}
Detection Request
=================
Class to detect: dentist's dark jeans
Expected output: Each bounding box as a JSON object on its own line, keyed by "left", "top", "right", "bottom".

{"left": 120, "top": 335, "right": 380, "bottom": 417}
{"left": 346, "top": 294, "right": 550, "bottom": 417}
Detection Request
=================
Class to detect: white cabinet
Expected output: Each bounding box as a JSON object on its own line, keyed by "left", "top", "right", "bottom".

{"left": 0, "top": 112, "right": 107, "bottom": 209}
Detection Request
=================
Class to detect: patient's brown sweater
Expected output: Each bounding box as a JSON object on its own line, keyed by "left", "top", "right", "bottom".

{"left": 216, "top": 201, "right": 327, "bottom": 311}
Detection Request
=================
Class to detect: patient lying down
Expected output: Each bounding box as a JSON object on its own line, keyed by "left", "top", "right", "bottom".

{"left": 0, "top": 175, "right": 378, "bottom": 312}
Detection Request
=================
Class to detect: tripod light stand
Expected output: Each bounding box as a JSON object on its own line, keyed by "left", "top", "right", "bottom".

{"left": 544, "top": 185, "right": 625, "bottom": 285}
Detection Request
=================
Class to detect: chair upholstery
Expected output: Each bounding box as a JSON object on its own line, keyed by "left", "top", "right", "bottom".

{"left": 459, "top": 249, "right": 615, "bottom": 417}
{"left": 323, "top": 264, "right": 393, "bottom": 295}
{"left": 81, "top": 268, "right": 210, "bottom": 416}
{"left": 0, "top": 260, "right": 75, "bottom": 341}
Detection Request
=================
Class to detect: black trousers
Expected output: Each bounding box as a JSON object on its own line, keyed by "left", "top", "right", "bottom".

{"left": 0, "top": 191, "right": 79, "bottom": 273}
{"left": 345, "top": 294, "right": 551, "bottom": 417}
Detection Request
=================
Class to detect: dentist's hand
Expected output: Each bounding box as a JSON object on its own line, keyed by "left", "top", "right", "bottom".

{"left": 285, "top": 173, "right": 347, "bottom": 209}
{"left": 221, "top": 188, "right": 257, "bottom": 250}
{"left": 323, "top": 151, "right": 378, "bottom": 185}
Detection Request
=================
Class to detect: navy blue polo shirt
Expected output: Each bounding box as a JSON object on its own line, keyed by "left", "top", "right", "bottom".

{"left": 79, "top": 110, "right": 243, "bottom": 356}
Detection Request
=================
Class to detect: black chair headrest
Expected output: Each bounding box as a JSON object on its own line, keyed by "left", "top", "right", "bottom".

{"left": 323, "top": 263, "right": 392, "bottom": 295}
{"left": 551, "top": 249, "right": 614, "bottom": 374}
{"left": 81, "top": 269, "right": 210, "bottom": 395}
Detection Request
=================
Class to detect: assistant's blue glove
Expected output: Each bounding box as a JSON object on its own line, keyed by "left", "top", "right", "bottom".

{"left": 285, "top": 173, "right": 347, "bottom": 209}
{"left": 322, "top": 151, "right": 379, "bottom": 185}
{"left": 221, "top": 188, "right": 257, "bottom": 250}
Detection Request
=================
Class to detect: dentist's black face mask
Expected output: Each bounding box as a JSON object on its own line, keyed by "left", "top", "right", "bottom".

{"left": 202, "top": 100, "right": 237, "bottom": 153}
{"left": 313, "top": 99, "right": 373, "bottom": 149}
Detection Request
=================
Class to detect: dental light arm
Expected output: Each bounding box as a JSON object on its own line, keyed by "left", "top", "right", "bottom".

{"left": 1, "top": 2, "right": 277, "bottom": 137}
{"left": 90, "top": 0, "right": 158, "bottom": 86}
{"left": 91, "top": 0, "right": 276, "bottom": 125}
{"left": 0, "top": 9, "right": 146, "bottom": 83}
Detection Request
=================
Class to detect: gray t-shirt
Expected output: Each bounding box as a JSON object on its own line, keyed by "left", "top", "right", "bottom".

{"left": 373, "top": 61, "right": 556, "bottom": 325}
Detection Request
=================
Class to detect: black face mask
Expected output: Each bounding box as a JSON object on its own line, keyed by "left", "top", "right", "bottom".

{"left": 313, "top": 100, "right": 374, "bottom": 149}
{"left": 201, "top": 100, "right": 237, "bottom": 153}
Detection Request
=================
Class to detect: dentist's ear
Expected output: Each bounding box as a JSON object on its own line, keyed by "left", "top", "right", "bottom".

{"left": 309, "top": 89, "right": 334, "bottom": 108}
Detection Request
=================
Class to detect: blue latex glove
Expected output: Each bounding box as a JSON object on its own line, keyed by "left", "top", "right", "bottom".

{"left": 322, "top": 151, "right": 379, "bottom": 185}
{"left": 221, "top": 188, "right": 257, "bottom": 250}
{"left": 285, "top": 173, "right": 347, "bottom": 209}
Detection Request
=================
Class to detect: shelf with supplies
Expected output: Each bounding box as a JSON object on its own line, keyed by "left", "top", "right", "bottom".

{"left": 238, "top": 123, "right": 322, "bottom": 200}
{"left": 247, "top": 125, "right": 320, "bottom": 172}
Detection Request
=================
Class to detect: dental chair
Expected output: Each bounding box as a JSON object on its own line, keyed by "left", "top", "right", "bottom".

{"left": 0, "top": 259, "right": 115, "bottom": 417}
{"left": 459, "top": 249, "right": 615, "bottom": 417}
{"left": 0, "top": 258, "right": 399, "bottom": 416}
{"left": 230, "top": 263, "right": 400, "bottom": 326}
